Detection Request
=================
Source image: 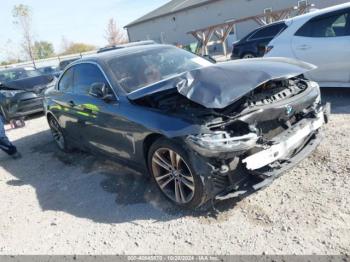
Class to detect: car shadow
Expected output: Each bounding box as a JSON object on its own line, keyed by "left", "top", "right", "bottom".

{"left": 321, "top": 87, "right": 350, "bottom": 114}
{"left": 0, "top": 129, "right": 240, "bottom": 224}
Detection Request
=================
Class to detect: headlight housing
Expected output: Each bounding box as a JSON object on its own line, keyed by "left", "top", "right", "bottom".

{"left": 186, "top": 131, "right": 259, "bottom": 156}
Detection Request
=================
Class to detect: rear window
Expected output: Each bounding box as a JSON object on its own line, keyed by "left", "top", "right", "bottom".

{"left": 249, "top": 22, "right": 287, "bottom": 40}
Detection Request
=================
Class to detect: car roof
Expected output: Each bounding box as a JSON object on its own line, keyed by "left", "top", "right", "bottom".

{"left": 286, "top": 2, "right": 350, "bottom": 23}
{"left": 97, "top": 40, "right": 157, "bottom": 53}
{"left": 60, "top": 58, "right": 79, "bottom": 63}
{"left": 74, "top": 44, "right": 175, "bottom": 64}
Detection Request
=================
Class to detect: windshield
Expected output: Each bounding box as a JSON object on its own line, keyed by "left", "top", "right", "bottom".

{"left": 108, "top": 47, "right": 212, "bottom": 93}
{"left": 0, "top": 68, "right": 41, "bottom": 83}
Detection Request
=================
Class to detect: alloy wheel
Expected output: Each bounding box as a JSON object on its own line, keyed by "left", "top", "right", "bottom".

{"left": 49, "top": 118, "right": 65, "bottom": 150}
{"left": 151, "top": 148, "right": 195, "bottom": 204}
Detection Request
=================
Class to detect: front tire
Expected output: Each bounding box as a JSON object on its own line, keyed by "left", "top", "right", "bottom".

{"left": 148, "top": 138, "right": 204, "bottom": 209}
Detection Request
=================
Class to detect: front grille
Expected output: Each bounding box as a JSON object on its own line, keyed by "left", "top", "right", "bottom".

{"left": 248, "top": 84, "right": 304, "bottom": 107}
{"left": 258, "top": 120, "right": 285, "bottom": 140}
{"left": 257, "top": 116, "right": 298, "bottom": 140}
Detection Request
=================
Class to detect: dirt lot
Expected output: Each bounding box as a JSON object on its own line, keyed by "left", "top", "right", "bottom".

{"left": 0, "top": 88, "right": 349, "bottom": 255}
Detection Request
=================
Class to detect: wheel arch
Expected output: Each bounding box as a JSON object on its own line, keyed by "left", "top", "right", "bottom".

{"left": 46, "top": 111, "right": 58, "bottom": 123}
{"left": 241, "top": 51, "right": 256, "bottom": 59}
{"left": 142, "top": 133, "right": 166, "bottom": 171}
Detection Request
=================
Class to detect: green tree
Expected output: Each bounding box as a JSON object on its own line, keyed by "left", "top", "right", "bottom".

{"left": 60, "top": 42, "right": 96, "bottom": 55}
{"left": 0, "top": 59, "right": 22, "bottom": 66}
{"left": 33, "top": 41, "right": 55, "bottom": 59}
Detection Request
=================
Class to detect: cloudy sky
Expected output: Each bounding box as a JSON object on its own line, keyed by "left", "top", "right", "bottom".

{"left": 0, "top": 0, "right": 169, "bottom": 60}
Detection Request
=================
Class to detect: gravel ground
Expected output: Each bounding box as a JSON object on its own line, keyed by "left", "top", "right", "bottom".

{"left": 0, "top": 88, "right": 349, "bottom": 255}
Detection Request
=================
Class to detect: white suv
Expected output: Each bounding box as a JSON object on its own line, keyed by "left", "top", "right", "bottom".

{"left": 265, "top": 3, "right": 350, "bottom": 88}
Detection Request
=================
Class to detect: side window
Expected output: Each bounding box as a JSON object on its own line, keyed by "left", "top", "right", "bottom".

{"left": 58, "top": 67, "right": 74, "bottom": 92}
{"left": 249, "top": 23, "right": 286, "bottom": 40}
{"left": 296, "top": 10, "right": 350, "bottom": 37}
{"left": 73, "top": 64, "right": 108, "bottom": 95}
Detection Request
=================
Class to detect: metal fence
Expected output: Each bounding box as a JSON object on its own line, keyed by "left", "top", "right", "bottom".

{"left": 0, "top": 50, "right": 97, "bottom": 70}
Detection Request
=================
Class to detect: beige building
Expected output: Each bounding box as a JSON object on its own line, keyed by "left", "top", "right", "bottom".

{"left": 125, "top": 0, "right": 349, "bottom": 45}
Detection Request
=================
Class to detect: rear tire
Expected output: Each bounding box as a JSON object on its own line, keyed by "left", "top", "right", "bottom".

{"left": 48, "top": 116, "right": 71, "bottom": 152}
{"left": 148, "top": 138, "right": 204, "bottom": 209}
{"left": 242, "top": 53, "right": 256, "bottom": 59}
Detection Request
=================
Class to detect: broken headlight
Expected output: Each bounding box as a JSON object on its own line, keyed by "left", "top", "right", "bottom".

{"left": 186, "top": 131, "right": 259, "bottom": 154}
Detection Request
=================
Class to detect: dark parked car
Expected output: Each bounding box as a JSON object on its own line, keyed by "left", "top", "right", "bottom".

{"left": 44, "top": 44, "right": 329, "bottom": 208}
{"left": 0, "top": 67, "right": 55, "bottom": 122}
{"left": 38, "top": 66, "right": 60, "bottom": 77}
{"left": 58, "top": 58, "right": 80, "bottom": 71}
{"left": 231, "top": 21, "right": 288, "bottom": 59}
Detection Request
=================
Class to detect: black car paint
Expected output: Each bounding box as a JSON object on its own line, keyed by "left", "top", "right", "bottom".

{"left": 47, "top": 90, "right": 204, "bottom": 170}
{"left": 231, "top": 22, "right": 287, "bottom": 59}
{"left": 45, "top": 49, "right": 206, "bottom": 172}
{"left": 44, "top": 44, "right": 326, "bottom": 204}
{"left": 97, "top": 40, "right": 157, "bottom": 53}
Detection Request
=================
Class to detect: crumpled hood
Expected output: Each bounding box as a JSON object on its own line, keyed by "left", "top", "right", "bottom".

{"left": 128, "top": 57, "right": 316, "bottom": 109}
{"left": 0, "top": 75, "right": 55, "bottom": 94}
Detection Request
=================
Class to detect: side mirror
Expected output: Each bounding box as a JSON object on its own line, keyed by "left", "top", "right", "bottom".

{"left": 89, "top": 82, "right": 115, "bottom": 102}
{"left": 202, "top": 55, "right": 216, "bottom": 64}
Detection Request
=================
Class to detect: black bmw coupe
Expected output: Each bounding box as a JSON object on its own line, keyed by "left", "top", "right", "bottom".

{"left": 44, "top": 44, "right": 329, "bottom": 208}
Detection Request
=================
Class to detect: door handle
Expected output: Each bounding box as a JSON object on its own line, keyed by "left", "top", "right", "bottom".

{"left": 68, "top": 100, "right": 76, "bottom": 107}
{"left": 297, "top": 45, "right": 311, "bottom": 50}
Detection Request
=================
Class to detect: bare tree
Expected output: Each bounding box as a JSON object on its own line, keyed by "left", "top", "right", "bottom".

{"left": 12, "top": 4, "right": 36, "bottom": 67}
{"left": 0, "top": 39, "right": 21, "bottom": 63}
{"left": 105, "top": 18, "right": 127, "bottom": 46}
{"left": 60, "top": 36, "right": 71, "bottom": 53}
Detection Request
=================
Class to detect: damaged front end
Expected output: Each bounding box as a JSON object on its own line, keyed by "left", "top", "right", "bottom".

{"left": 0, "top": 75, "right": 54, "bottom": 121}
{"left": 185, "top": 76, "right": 329, "bottom": 201}
{"left": 129, "top": 57, "right": 329, "bottom": 202}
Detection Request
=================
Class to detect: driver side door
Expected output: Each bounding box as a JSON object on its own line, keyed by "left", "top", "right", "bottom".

{"left": 72, "top": 63, "right": 135, "bottom": 160}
